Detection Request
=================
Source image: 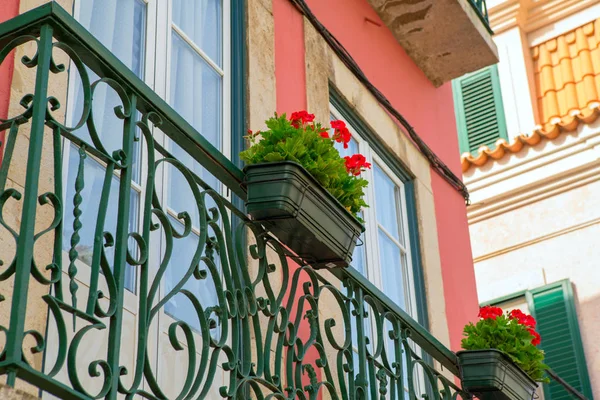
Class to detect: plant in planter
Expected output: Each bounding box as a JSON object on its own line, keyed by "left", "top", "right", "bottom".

{"left": 457, "top": 306, "right": 549, "bottom": 400}
{"left": 240, "top": 111, "right": 371, "bottom": 268}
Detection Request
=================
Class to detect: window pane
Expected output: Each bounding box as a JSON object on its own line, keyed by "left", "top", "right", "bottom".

{"left": 72, "top": 0, "right": 146, "bottom": 182}
{"left": 351, "top": 211, "right": 367, "bottom": 276}
{"left": 164, "top": 217, "right": 220, "bottom": 333}
{"left": 168, "top": 31, "right": 223, "bottom": 214}
{"left": 172, "top": 0, "right": 222, "bottom": 67}
{"left": 63, "top": 145, "right": 138, "bottom": 292}
{"left": 166, "top": 141, "right": 221, "bottom": 227}
{"left": 374, "top": 164, "right": 400, "bottom": 241}
{"left": 378, "top": 230, "right": 405, "bottom": 310}
{"left": 170, "top": 31, "right": 222, "bottom": 146}
{"left": 78, "top": 0, "right": 146, "bottom": 76}
{"left": 333, "top": 135, "right": 359, "bottom": 157}
{"left": 70, "top": 81, "right": 143, "bottom": 183}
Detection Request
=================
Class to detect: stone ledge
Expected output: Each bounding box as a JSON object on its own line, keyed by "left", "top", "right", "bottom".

{"left": 366, "top": 0, "right": 499, "bottom": 86}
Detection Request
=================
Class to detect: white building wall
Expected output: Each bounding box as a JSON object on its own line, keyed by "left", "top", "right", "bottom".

{"left": 465, "top": 1, "right": 600, "bottom": 395}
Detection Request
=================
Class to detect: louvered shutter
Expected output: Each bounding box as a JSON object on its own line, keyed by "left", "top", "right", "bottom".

{"left": 527, "top": 281, "right": 593, "bottom": 400}
{"left": 452, "top": 65, "right": 507, "bottom": 154}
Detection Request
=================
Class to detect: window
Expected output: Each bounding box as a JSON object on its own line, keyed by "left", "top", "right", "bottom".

{"left": 163, "top": 0, "right": 229, "bottom": 327}
{"left": 63, "top": 0, "right": 149, "bottom": 292}
{"left": 62, "top": 0, "right": 237, "bottom": 327}
{"left": 452, "top": 65, "right": 507, "bottom": 154}
{"left": 330, "top": 102, "right": 427, "bottom": 399}
{"left": 330, "top": 107, "right": 419, "bottom": 317}
{"left": 487, "top": 280, "right": 593, "bottom": 400}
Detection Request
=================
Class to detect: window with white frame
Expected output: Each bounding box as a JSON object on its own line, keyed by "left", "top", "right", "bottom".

{"left": 63, "top": 0, "right": 232, "bottom": 329}
{"left": 162, "top": 0, "right": 230, "bottom": 330}
{"left": 331, "top": 104, "right": 424, "bottom": 398}
{"left": 63, "top": 0, "right": 149, "bottom": 293}
{"left": 330, "top": 107, "right": 418, "bottom": 317}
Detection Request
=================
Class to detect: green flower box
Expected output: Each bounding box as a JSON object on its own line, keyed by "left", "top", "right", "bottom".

{"left": 457, "top": 349, "right": 538, "bottom": 400}
{"left": 243, "top": 161, "right": 364, "bottom": 269}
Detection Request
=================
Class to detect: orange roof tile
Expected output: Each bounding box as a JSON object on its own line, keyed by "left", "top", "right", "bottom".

{"left": 461, "top": 19, "right": 600, "bottom": 173}
{"left": 460, "top": 104, "right": 600, "bottom": 172}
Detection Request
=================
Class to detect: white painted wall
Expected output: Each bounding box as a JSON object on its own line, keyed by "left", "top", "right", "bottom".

{"left": 466, "top": 87, "right": 600, "bottom": 399}
{"left": 465, "top": 3, "right": 600, "bottom": 393}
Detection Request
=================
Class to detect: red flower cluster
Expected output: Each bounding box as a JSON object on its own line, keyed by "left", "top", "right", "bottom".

{"left": 509, "top": 309, "right": 536, "bottom": 328}
{"left": 290, "top": 111, "right": 315, "bottom": 128}
{"left": 478, "top": 306, "right": 503, "bottom": 320}
{"left": 509, "top": 309, "right": 541, "bottom": 346}
{"left": 330, "top": 120, "right": 352, "bottom": 149}
{"left": 344, "top": 154, "right": 371, "bottom": 176}
{"left": 528, "top": 328, "right": 542, "bottom": 346}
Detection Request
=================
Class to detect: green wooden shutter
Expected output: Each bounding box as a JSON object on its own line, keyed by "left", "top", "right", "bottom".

{"left": 452, "top": 65, "right": 507, "bottom": 154}
{"left": 526, "top": 280, "right": 593, "bottom": 400}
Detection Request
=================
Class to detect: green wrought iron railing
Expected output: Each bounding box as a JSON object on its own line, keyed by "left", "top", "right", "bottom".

{"left": 0, "top": 3, "right": 468, "bottom": 399}
{"left": 469, "top": 0, "right": 492, "bottom": 33}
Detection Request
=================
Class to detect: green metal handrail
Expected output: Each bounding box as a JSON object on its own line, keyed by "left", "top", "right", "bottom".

{"left": 0, "top": 3, "right": 467, "bottom": 399}
{"left": 546, "top": 369, "right": 589, "bottom": 400}
{"left": 469, "top": 0, "right": 492, "bottom": 34}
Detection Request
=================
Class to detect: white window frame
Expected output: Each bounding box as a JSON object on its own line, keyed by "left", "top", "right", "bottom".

{"left": 55, "top": 0, "right": 233, "bottom": 394}
{"left": 330, "top": 104, "right": 418, "bottom": 318}
{"left": 155, "top": 0, "right": 232, "bottom": 161}
{"left": 61, "top": 0, "right": 232, "bottom": 311}
{"left": 156, "top": 0, "right": 232, "bottom": 333}
{"left": 61, "top": 0, "right": 157, "bottom": 304}
{"left": 330, "top": 104, "right": 425, "bottom": 398}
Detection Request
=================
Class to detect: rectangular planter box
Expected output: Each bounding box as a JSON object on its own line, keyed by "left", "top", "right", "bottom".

{"left": 457, "top": 350, "right": 538, "bottom": 400}
{"left": 243, "top": 161, "right": 364, "bottom": 269}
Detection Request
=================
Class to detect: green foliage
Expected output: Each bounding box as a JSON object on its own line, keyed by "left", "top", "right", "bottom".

{"left": 461, "top": 315, "right": 549, "bottom": 382}
{"left": 240, "top": 114, "right": 369, "bottom": 216}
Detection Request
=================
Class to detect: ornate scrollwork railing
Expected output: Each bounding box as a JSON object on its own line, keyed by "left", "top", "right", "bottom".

{"left": 0, "top": 4, "right": 469, "bottom": 399}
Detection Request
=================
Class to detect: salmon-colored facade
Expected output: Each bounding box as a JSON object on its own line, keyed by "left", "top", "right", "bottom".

{"left": 0, "top": 0, "right": 496, "bottom": 397}
{"left": 273, "top": 0, "right": 478, "bottom": 351}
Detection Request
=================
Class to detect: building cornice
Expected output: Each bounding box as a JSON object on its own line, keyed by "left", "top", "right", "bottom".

{"left": 461, "top": 104, "right": 600, "bottom": 172}
{"left": 489, "top": 0, "right": 522, "bottom": 34}
{"left": 489, "top": 0, "right": 600, "bottom": 35}
{"left": 464, "top": 120, "right": 600, "bottom": 223}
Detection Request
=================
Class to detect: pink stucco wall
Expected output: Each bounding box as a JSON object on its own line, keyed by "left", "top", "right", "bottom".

{"left": 0, "top": 0, "right": 20, "bottom": 164}
{"left": 273, "top": 0, "right": 478, "bottom": 352}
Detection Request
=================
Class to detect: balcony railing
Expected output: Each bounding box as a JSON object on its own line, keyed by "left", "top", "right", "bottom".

{"left": 547, "top": 369, "right": 589, "bottom": 400}
{"left": 0, "top": 4, "right": 468, "bottom": 399}
{"left": 469, "top": 0, "right": 491, "bottom": 30}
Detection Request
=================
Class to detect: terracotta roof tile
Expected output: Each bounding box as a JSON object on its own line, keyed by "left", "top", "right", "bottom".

{"left": 462, "top": 19, "right": 600, "bottom": 172}
{"left": 461, "top": 104, "right": 600, "bottom": 172}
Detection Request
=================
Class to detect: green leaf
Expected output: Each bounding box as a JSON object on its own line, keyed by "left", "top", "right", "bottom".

{"left": 263, "top": 152, "right": 285, "bottom": 162}
{"left": 241, "top": 113, "right": 370, "bottom": 217}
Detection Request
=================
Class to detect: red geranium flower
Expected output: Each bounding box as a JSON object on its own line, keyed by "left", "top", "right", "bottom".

{"left": 509, "top": 309, "right": 526, "bottom": 320}
{"left": 290, "top": 111, "right": 315, "bottom": 128}
{"left": 319, "top": 128, "right": 330, "bottom": 139}
{"left": 344, "top": 154, "right": 371, "bottom": 176}
{"left": 509, "top": 309, "right": 536, "bottom": 327}
{"left": 331, "top": 120, "right": 351, "bottom": 148}
{"left": 528, "top": 328, "right": 541, "bottom": 346}
{"left": 478, "top": 306, "right": 503, "bottom": 320}
{"left": 330, "top": 120, "right": 345, "bottom": 130}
